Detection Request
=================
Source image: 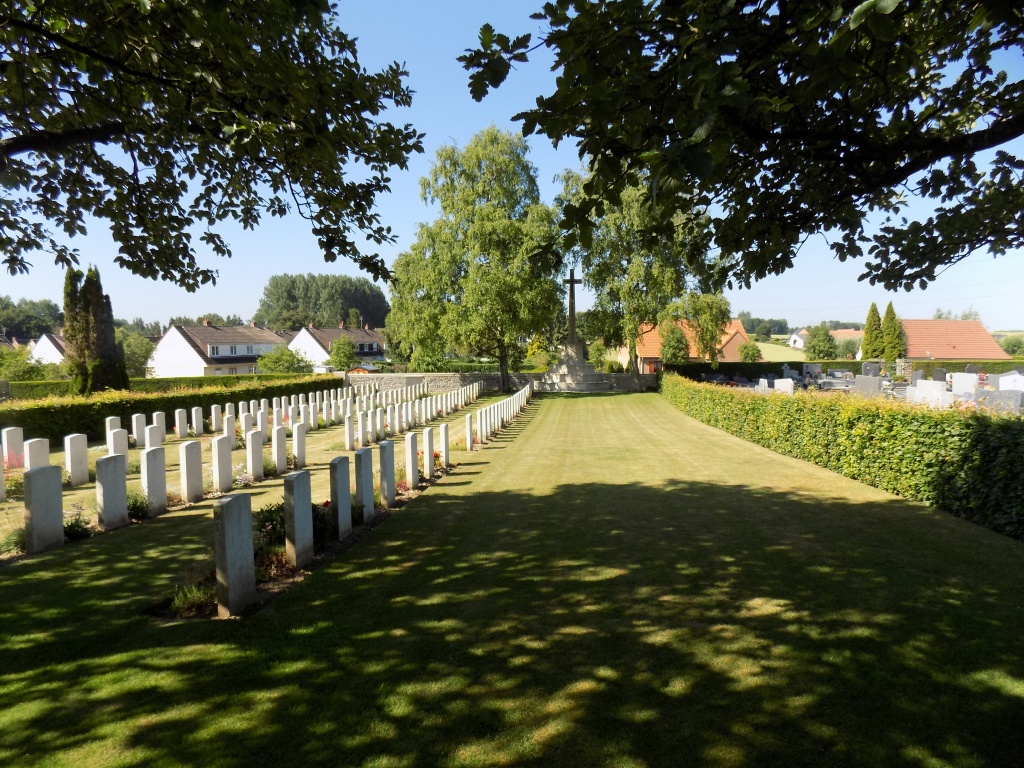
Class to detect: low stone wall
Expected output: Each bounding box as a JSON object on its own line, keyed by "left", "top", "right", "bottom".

{"left": 347, "top": 372, "right": 658, "bottom": 393}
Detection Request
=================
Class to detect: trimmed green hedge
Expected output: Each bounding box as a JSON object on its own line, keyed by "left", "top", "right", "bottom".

{"left": 0, "top": 375, "right": 332, "bottom": 443}
{"left": 8, "top": 373, "right": 303, "bottom": 400}
{"left": 661, "top": 373, "right": 1024, "bottom": 539}
{"left": 910, "top": 359, "right": 1024, "bottom": 378}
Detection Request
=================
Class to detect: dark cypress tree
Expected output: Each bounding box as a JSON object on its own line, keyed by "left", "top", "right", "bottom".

{"left": 63, "top": 267, "right": 129, "bottom": 395}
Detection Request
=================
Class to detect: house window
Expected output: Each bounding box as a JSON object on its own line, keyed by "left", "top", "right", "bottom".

{"left": 214, "top": 368, "right": 223, "bottom": 375}
{"left": 229, "top": 345, "right": 237, "bottom": 355}
{"left": 357, "top": 343, "right": 365, "bottom": 352}
{"left": 248, "top": 365, "right": 257, "bottom": 374}
{"left": 210, "top": 345, "right": 220, "bottom": 356}
{"left": 246, "top": 345, "right": 253, "bottom": 354}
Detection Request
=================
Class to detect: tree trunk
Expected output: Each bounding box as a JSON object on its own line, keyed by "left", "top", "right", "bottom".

{"left": 497, "top": 344, "right": 511, "bottom": 392}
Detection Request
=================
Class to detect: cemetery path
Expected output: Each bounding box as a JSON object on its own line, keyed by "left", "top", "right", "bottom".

{"left": 2, "top": 392, "right": 1023, "bottom": 767}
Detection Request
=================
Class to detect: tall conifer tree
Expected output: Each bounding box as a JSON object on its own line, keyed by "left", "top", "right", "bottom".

{"left": 880, "top": 302, "right": 907, "bottom": 362}
{"left": 861, "top": 303, "right": 883, "bottom": 359}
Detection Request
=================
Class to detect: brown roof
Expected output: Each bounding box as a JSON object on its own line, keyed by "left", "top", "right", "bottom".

{"left": 304, "top": 326, "right": 385, "bottom": 354}
{"left": 830, "top": 329, "right": 863, "bottom": 340}
{"left": 636, "top": 319, "right": 749, "bottom": 361}
{"left": 175, "top": 325, "right": 286, "bottom": 364}
{"left": 38, "top": 333, "right": 67, "bottom": 354}
{"left": 901, "top": 319, "right": 1010, "bottom": 360}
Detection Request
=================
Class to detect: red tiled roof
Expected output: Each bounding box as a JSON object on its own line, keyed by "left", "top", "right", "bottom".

{"left": 901, "top": 319, "right": 1010, "bottom": 360}
{"left": 636, "top": 319, "right": 749, "bottom": 361}
{"left": 830, "top": 329, "right": 863, "bottom": 340}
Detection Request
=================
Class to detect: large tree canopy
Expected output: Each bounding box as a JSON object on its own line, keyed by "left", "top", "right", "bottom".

{"left": 388, "top": 127, "right": 562, "bottom": 390}
{"left": 463, "top": 1, "right": 1024, "bottom": 291}
{"left": 253, "top": 274, "right": 390, "bottom": 330}
{"left": 570, "top": 171, "right": 710, "bottom": 373}
{"left": 2, "top": 0, "right": 423, "bottom": 288}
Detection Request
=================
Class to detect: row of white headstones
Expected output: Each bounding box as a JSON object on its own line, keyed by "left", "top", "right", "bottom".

{"left": 8, "top": 381, "right": 535, "bottom": 615}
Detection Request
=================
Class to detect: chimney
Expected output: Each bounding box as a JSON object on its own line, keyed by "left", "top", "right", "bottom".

{"left": 339, "top": 321, "right": 345, "bottom": 328}
{"left": 249, "top": 320, "right": 256, "bottom": 327}
{"left": 202, "top": 318, "right": 209, "bottom": 326}
{"left": 309, "top": 321, "right": 315, "bottom": 329}
{"left": 364, "top": 324, "right": 369, "bottom": 330}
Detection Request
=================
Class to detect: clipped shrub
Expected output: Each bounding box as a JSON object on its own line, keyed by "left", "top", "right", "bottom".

{"left": 63, "top": 507, "right": 94, "bottom": 542}
{"left": 661, "top": 373, "right": 1024, "bottom": 538}
{"left": 1, "top": 527, "right": 26, "bottom": 555}
{"left": 171, "top": 582, "right": 217, "bottom": 618}
{"left": 910, "top": 359, "right": 1024, "bottom": 379}
{"left": 126, "top": 491, "right": 149, "bottom": 521}
{"left": 253, "top": 502, "right": 286, "bottom": 552}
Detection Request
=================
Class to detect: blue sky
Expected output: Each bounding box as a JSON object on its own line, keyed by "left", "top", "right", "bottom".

{"left": 6, "top": 1, "right": 1024, "bottom": 332}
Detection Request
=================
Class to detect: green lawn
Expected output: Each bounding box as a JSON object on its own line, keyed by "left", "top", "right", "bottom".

{"left": 1, "top": 392, "right": 1022, "bottom": 767}
{"left": 756, "top": 341, "right": 805, "bottom": 361}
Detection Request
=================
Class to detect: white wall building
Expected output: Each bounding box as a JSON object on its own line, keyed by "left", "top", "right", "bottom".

{"left": 30, "top": 333, "right": 66, "bottom": 365}
{"left": 287, "top": 324, "right": 387, "bottom": 367}
{"left": 148, "top": 322, "right": 286, "bottom": 378}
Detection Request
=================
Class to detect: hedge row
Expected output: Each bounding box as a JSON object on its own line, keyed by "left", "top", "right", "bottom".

{"left": 661, "top": 373, "right": 1024, "bottom": 539}
{"left": 909, "top": 359, "right": 1024, "bottom": 378}
{"left": 0, "top": 375, "right": 331, "bottom": 443}
{"left": 8, "top": 373, "right": 303, "bottom": 400}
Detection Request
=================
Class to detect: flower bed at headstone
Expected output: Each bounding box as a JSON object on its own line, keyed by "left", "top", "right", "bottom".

{"left": 661, "top": 373, "right": 1024, "bottom": 539}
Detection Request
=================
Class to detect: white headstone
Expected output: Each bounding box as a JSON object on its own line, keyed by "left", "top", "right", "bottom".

{"left": 292, "top": 423, "right": 307, "bottom": 469}
{"left": 141, "top": 446, "right": 167, "bottom": 515}
{"left": 272, "top": 426, "right": 287, "bottom": 476}
{"left": 284, "top": 471, "right": 313, "bottom": 569}
{"left": 404, "top": 432, "right": 419, "bottom": 491}
{"left": 108, "top": 428, "right": 129, "bottom": 456}
{"left": 329, "top": 456, "right": 352, "bottom": 537}
{"left": 24, "top": 465, "right": 64, "bottom": 554}
{"left": 354, "top": 448, "right": 374, "bottom": 522}
{"left": 2, "top": 426, "right": 24, "bottom": 468}
{"left": 211, "top": 434, "right": 234, "bottom": 494}
{"left": 95, "top": 453, "right": 128, "bottom": 530}
{"left": 191, "top": 407, "right": 204, "bottom": 437}
{"left": 24, "top": 438, "right": 50, "bottom": 471}
{"left": 378, "top": 441, "right": 395, "bottom": 509}
{"left": 213, "top": 494, "right": 257, "bottom": 618}
{"left": 179, "top": 440, "right": 203, "bottom": 503}
{"left": 245, "top": 430, "right": 264, "bottom": 482}
{"left": 64, "top": 433, "right": 89, "bottom": 487}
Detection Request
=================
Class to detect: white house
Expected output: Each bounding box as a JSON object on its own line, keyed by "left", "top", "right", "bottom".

{"left": 148, "top": 321, "right": 286, "bottom": 377}
{"left": 288, "top": 323, "right": 387, "bottom": 367}
{"left": 788, "top": 329, "right": 809, "bottom": 349}
{"left": 30, "top": 333, "right": 66, "bottom": 365}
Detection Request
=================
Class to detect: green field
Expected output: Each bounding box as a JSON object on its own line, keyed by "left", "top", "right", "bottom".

{"left": 1, "top": 392, "right": 1022, "bottom": 767}
{"left": 756, "top": 341, "right": 805, "bottom": 361}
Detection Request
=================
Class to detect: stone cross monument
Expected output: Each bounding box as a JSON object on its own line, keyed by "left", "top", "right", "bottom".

{"left": 564, "top": 268, "right": 582, "bottom": 345}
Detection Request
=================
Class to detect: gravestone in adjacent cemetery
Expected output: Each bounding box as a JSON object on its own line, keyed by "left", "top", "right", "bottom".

{"left": 861, "top": 362, "right": 882, "bottom": 377}
{"left": 975, "top": 390, "right": 1024, "bottom": 415}
{"left": 853, "top": 375, "right": 883, "bottom": 398}
{"left": 950, "top": 372, "right": 979, "bottom": 396}
{"left": 932, "top": 367, "right": 947, "bottom": 382}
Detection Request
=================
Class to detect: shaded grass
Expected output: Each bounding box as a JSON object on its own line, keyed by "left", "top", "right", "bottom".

{"left": 1, "top": 393, "right": 1022, "bottom": 767}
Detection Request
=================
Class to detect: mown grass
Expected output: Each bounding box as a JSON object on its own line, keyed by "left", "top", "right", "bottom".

{"left": 1, "top": 392, "right": 1022, "bottom": 767}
